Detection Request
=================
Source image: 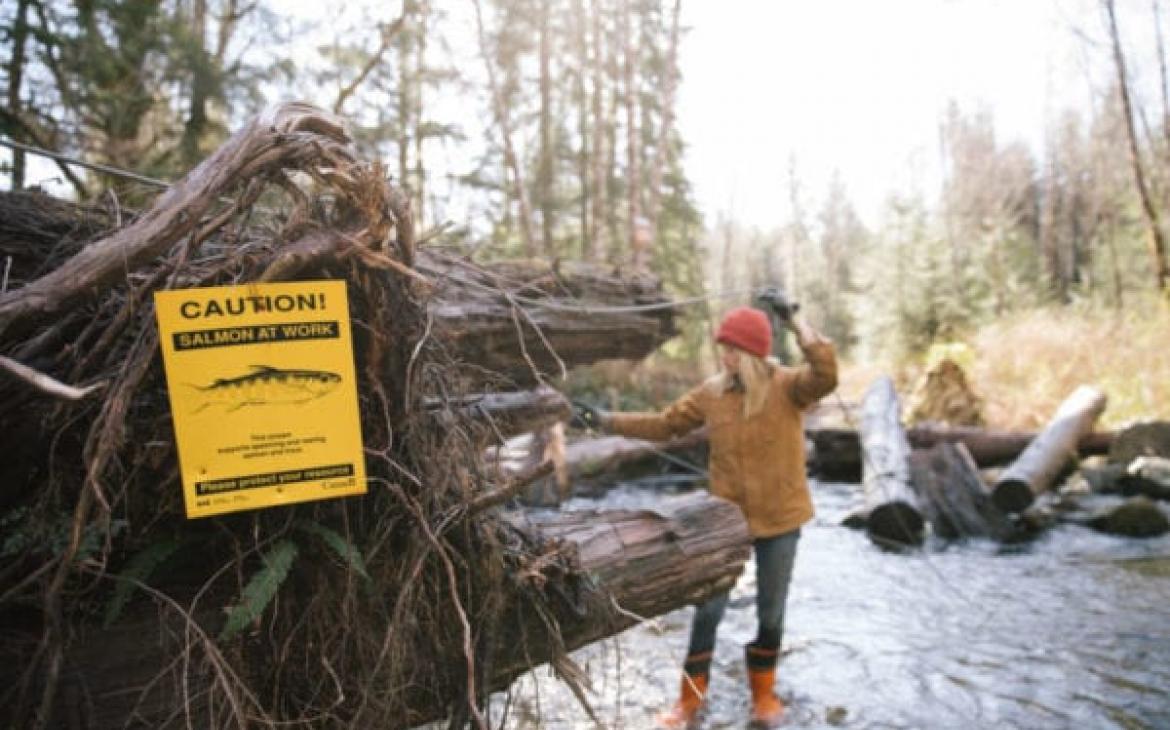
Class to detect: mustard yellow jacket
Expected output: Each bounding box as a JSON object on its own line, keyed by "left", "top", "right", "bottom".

{"left": 609, "top": 340, "right": 837, "bottom": 537}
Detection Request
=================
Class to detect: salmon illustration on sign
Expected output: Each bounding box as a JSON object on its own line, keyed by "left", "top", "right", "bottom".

{"left": 192, "top": 365, "right": 342, "bottom": 412}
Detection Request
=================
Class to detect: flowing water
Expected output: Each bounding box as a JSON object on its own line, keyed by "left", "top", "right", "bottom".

{"left": 491, "top": 480, "right": 1170, "bottom": 729}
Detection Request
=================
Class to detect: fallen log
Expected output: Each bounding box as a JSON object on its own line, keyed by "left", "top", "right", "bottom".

{"left": 860, "top": 377, "right": 924, "bottom": 546}
{"left": 435, "top": 386, "right": 571, "bottom": 440}
{"left": 908, "top": 442, "right": 1020, "bottom": 542}
{"left": 502, "top": 491, "right": 750, "bottom": 670}
{"left": 491, "top": 430, "right": 709, "bottom": 500}
{"left": 809, "top": 425, "right": 1114, "bottom": 483}
{"left": 992, "top": 385, "right": 1108, "bottom": 513}
{"left": 423, "top": 255, "right": 677, "bottom": 388}
{"left": 29, "top": 493, "right": 749, "bottom": 729}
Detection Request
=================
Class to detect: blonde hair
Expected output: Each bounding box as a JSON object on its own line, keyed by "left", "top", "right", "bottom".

{"left": 706, "top": 346, "right": 775, "bottom": 418}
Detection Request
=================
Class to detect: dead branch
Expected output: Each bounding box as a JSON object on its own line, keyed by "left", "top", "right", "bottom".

{"left": 0, "top": 355, "right": 104, "bottom": 400}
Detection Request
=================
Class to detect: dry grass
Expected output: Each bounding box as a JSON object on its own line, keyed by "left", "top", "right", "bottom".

{"left": 839, "top": 298, "right": 1170, "bottom": 431}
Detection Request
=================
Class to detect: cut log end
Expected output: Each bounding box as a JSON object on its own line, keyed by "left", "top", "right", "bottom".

{"left": 867, "top": 501, "right": 925, "bottom": 546}
{"left": 992, "top": 478, "right": 1035, "bottom": 514}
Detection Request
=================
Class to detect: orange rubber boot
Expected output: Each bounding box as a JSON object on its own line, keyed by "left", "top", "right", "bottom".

{"left": 747, "top": 666, "right": 785, "bottom": 727}
{"left": 655, "top": 672, "right": 707, "bottom": 729}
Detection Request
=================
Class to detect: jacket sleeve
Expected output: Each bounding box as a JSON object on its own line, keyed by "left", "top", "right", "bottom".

{"left": 788, "top": 339, "right": 838, "bottom": 408}
{"left": 608, "top": 386, "right": 707, "bottom": 441}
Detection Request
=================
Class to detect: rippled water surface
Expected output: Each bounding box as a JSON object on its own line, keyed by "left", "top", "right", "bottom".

{"left": 492, "top": 480, "right": 1170, "bottom": 729}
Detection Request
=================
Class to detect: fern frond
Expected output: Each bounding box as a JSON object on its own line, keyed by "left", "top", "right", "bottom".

{"left": 219, "top": 539, "right": 298, "bottom": 641}
{"left": 103, "top": 538, "right": 182, "bottom": 628}
{"left": 296, "top": 521, "right": 370, "bottom": 581}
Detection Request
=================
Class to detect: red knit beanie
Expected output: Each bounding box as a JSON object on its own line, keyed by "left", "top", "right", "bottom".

{"left": 716, "top": 306, "right": 771, "bottom": 358}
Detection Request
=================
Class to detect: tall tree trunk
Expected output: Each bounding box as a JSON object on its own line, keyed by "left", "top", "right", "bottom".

{"left": 1105, "top": 0, "right": 1170, "bottom": 291}
{"left": 1040, "top": 141, "right": 1066, "bottom": 301}
{"left": 179, "top": 0, "right": 211, "bottom": 169}
{"left": 1154, "top": 0, "right": 1170, "bottom": 154}
{"left": 644, "top": 0, "right": 682, "bottom": 248}
{"left": 938, "top": 120, "right": 963, "bottom": 300}
{"left": 5, "top": 0, "right": 31, "bottom": 189}
{"left": 333, "top": 17, "right": 406, "bottom": 114}
{"left": 473, "top": 0, "right": 537, "bottom": 256}
{"left": 573, "top": 0, "right": 591, "bottom": 257}
{"left": 24, "top": 2, "right": 89, "bottom": 197}
{"left": 784, "top": 156, "right": 804, "bottom": 301}
{"left": 414, "top": 4, "right": 427, "bottom": 226}
{"left": 623, "top": 0, "right": 644, "bottom": 268}
{"left": 1106, "top": 210, "right": 1125, "bottom": 308}
{"left": 588, "top": 0, "right": 609, "bottom": 262}
{"left": 397, "top": 2, "right": 414, "bottom": 196}
{"left": 538, "top": 0, "right": 555, "bottom": 255}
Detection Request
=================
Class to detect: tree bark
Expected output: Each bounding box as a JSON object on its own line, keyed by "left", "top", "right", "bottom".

{"left": 992, "top": 385, "right": 1108, "bottom": 513}
{"left": 5, "top": 0, "right": 31, "bottom": 189}
{"left": 908, "top": 442, "right": 1020, "bottom": 542}
{"left": 1104, "top": 0, "right": 1170, "bottom": 291}
{"left": 860, "top": 377, "right": 924, "bottom": 546}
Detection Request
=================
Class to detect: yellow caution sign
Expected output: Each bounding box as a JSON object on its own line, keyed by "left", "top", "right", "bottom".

{"left": 154, "top": 280, "right": 366, "bottom": 518}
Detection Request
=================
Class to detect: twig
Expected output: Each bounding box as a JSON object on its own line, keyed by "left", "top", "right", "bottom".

{"left": 344, "top": 240, "right": 433, "bottom": 286}
{"left": 0, "top": 355, "right": 105, "bottom": 400}
{"left": 417, "top": 220, "right": 456, "bottom": 246}
{"left": 467, "top": 460, "right": 556, "bottom": 515}
{"left": 0, "top": 136, "right": 171, "bottom": 189}
{"left": 390, "top": 483, "right": 489, "bottom": 730}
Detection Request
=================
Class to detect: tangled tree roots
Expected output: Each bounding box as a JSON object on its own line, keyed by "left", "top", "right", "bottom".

{"left": 0, "top": 104, "right": 597, "bottom": 729}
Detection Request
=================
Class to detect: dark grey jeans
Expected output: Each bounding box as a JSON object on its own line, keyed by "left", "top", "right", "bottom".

{"left": 686, "top": 527, "right": 801, "bottom": 658}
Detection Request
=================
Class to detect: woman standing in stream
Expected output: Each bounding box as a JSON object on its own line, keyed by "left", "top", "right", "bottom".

{"left": 573, "top": 299, "right": 837, "bottom": 728}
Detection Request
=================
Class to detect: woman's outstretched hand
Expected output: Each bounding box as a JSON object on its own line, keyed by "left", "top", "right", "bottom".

{"left": 570, "top": 400, "right": 609, "bottom": 431}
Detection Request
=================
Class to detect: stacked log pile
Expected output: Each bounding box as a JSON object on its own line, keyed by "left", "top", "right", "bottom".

{"left": 0, "top": 103, "right": 745, "bottom": 729}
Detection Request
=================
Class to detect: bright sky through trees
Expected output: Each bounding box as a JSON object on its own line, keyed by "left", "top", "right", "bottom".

{"left": 677, "top": 0, "right": 1101, "bottom": 229}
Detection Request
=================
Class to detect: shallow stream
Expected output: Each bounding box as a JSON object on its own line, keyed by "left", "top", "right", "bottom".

{"left": 493, "top": 480, "right": 1170, "bottom": 729}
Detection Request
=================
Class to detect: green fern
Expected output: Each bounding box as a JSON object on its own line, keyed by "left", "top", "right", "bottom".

{"left": 219, "top": 539, "right": 298, "bottom": 641}
{"left": 103, "top": 538, "right": 182, "bottom": 628}
{"left": 296, "top": 521, "right": 370, "bottom": 582}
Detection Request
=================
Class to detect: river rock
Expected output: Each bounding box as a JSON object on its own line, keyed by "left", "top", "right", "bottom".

{"left": 1087, "top": 496, "right": 1170, "bottom": 538}
{"left": 1108, "top": 421, "right": 1170, "bottom": 464}
{"left": 1118, "top": 456, "right": 1170, "bottom": 501}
